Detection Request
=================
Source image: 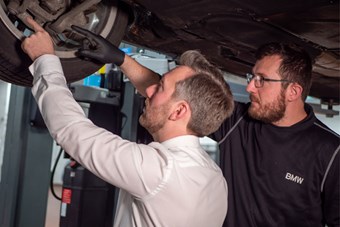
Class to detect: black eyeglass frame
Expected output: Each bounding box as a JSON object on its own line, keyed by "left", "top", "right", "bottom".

{"left": 246, "top": 73, "right": 293, "bottom": 88}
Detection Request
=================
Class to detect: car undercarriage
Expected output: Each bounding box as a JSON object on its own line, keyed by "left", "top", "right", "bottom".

{"left": 0, "top": 0, "right": 339, "bottom": 107}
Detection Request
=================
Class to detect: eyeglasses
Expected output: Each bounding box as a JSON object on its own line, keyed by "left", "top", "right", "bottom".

{"left": 246, "top": 73, "right": 292, "bottom": 88}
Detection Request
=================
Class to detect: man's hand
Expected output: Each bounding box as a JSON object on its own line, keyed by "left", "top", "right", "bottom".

{"left": 21, "top": 17, "right": 55, "bottom": 61}
{"left": 71, "top": 25, "right": 125, "bottom": 66}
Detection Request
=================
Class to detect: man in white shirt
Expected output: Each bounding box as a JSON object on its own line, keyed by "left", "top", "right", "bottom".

{"left": 21, "top": 17, "right": 234, "bottom": 227}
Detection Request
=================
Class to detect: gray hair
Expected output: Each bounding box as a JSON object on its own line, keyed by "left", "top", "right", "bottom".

{"left": 172, "top": 50, "right": 234, "bottom": 136}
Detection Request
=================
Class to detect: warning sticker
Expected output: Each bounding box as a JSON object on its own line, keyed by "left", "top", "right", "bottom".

{"left": 62, "top": 188, "right": 72, "bottom": 204}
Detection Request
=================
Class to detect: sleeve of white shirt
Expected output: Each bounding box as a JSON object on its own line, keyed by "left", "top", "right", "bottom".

{"left": 30, "top": 54, "right": 168, "bottom": 198}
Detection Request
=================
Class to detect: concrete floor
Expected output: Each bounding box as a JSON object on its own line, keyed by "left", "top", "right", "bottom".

{"left": 45, "top": 185, "right": 62, "bottom": 227}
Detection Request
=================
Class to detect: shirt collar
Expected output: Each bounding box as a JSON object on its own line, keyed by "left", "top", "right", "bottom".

{"left": 161, "top": 135, "right": 201, "bottom": 149}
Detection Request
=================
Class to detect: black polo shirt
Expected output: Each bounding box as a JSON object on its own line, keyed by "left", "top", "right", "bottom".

{"left": 212, "top": 102, "right": 339, "bottom": 227}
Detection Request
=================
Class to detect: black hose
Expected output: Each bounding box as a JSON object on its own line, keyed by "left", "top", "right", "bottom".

{"left": 50, "top": 146, "right": 63, "bottom": 201}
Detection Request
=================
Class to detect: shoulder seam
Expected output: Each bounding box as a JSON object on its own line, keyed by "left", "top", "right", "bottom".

{"left": 321, "top": 145, "right": 340, "bottom": 192}
{"left": 218, "top": 112, "right": 247, "bottom": 145}
{"left": 314, "top": 122, "right": 340, "bottom": 138}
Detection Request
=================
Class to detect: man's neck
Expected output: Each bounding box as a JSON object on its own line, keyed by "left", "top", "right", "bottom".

{"left": 152, "top": 125, "right": 194, "bottom": 143}
{"left": 272, "top": 102, "right": 307, "bottom": 127}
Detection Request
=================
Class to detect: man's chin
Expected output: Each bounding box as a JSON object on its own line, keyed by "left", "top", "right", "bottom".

{"left": 248, "top": 109, "right": 258, "bottom": 120}
{"left": 248, "top": 107, "right": 264, "bottom": 121}
{"left": 248, "top": 104, "right": 258, "bottom": 114}
{"left": 139, "top": 115, "right": 145, "bottom": 127}
{"left": 139, "top": 116, "right": 152, "bottom": 131}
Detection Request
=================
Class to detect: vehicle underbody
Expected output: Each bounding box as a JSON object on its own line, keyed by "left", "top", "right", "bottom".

{"left": 0, "top": 0, "right": 339, "bottom": 107}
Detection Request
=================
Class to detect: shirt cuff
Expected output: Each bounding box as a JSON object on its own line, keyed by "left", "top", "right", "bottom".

{"left": 29, "top": 54, "right": 63, "bottom": 81}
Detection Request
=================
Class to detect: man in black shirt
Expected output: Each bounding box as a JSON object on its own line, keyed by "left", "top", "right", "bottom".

{"left": 212, "top": 43, "right": 339, "bottom": 227}
{"left": 70, "top": 29, "right": 339, "bottom": 227}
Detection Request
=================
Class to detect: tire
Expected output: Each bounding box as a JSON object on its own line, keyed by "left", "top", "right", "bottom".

{"left": 0, "top": 1, "right": 128, "bottom": 87}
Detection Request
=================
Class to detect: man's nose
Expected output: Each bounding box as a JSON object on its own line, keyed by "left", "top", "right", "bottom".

{"left": 145, "top": 84, "right": 157, "bottom": 98}
{"left": 246, "top": 79, "right": 257, "bottom": 94}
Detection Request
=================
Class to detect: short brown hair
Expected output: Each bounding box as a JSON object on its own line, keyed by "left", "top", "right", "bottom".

{"left": 172, "top": 50, "right": 234, "bottom": 137}
{"left": 255, "top": 42, "right": 313, "bottom": 100}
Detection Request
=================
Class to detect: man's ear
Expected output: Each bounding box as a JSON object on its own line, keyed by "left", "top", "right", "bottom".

{"left": 169, "top": 101, "right": 190, "bottom": 121}
{"left": 287, "top": 83, "right": 303, "bottom": 102}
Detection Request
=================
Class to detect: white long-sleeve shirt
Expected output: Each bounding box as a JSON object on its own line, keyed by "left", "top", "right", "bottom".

{"left": 30, "top": 54, "right": 228, "bottom": 227}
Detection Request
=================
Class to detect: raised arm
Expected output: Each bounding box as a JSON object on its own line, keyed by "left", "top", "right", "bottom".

{"left": 72, "top": 26, "right": 160, "bottom": 97}
{"left": 119, "top": 54, "right": 160, "bottom": 97}
{"left": 21, "top": 17, "right": 167, "bottom": 197}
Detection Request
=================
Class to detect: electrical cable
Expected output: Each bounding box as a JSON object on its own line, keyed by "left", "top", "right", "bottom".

{"left": 50, "top": 146, "right": 63, "bottom": 201}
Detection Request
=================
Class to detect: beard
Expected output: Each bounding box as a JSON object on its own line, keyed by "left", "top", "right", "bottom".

{"left": 139, "top": 100, "right": 171, "bottom": 135}
{"left": 248, "top": 89, "right": 286, "bottom": 123}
